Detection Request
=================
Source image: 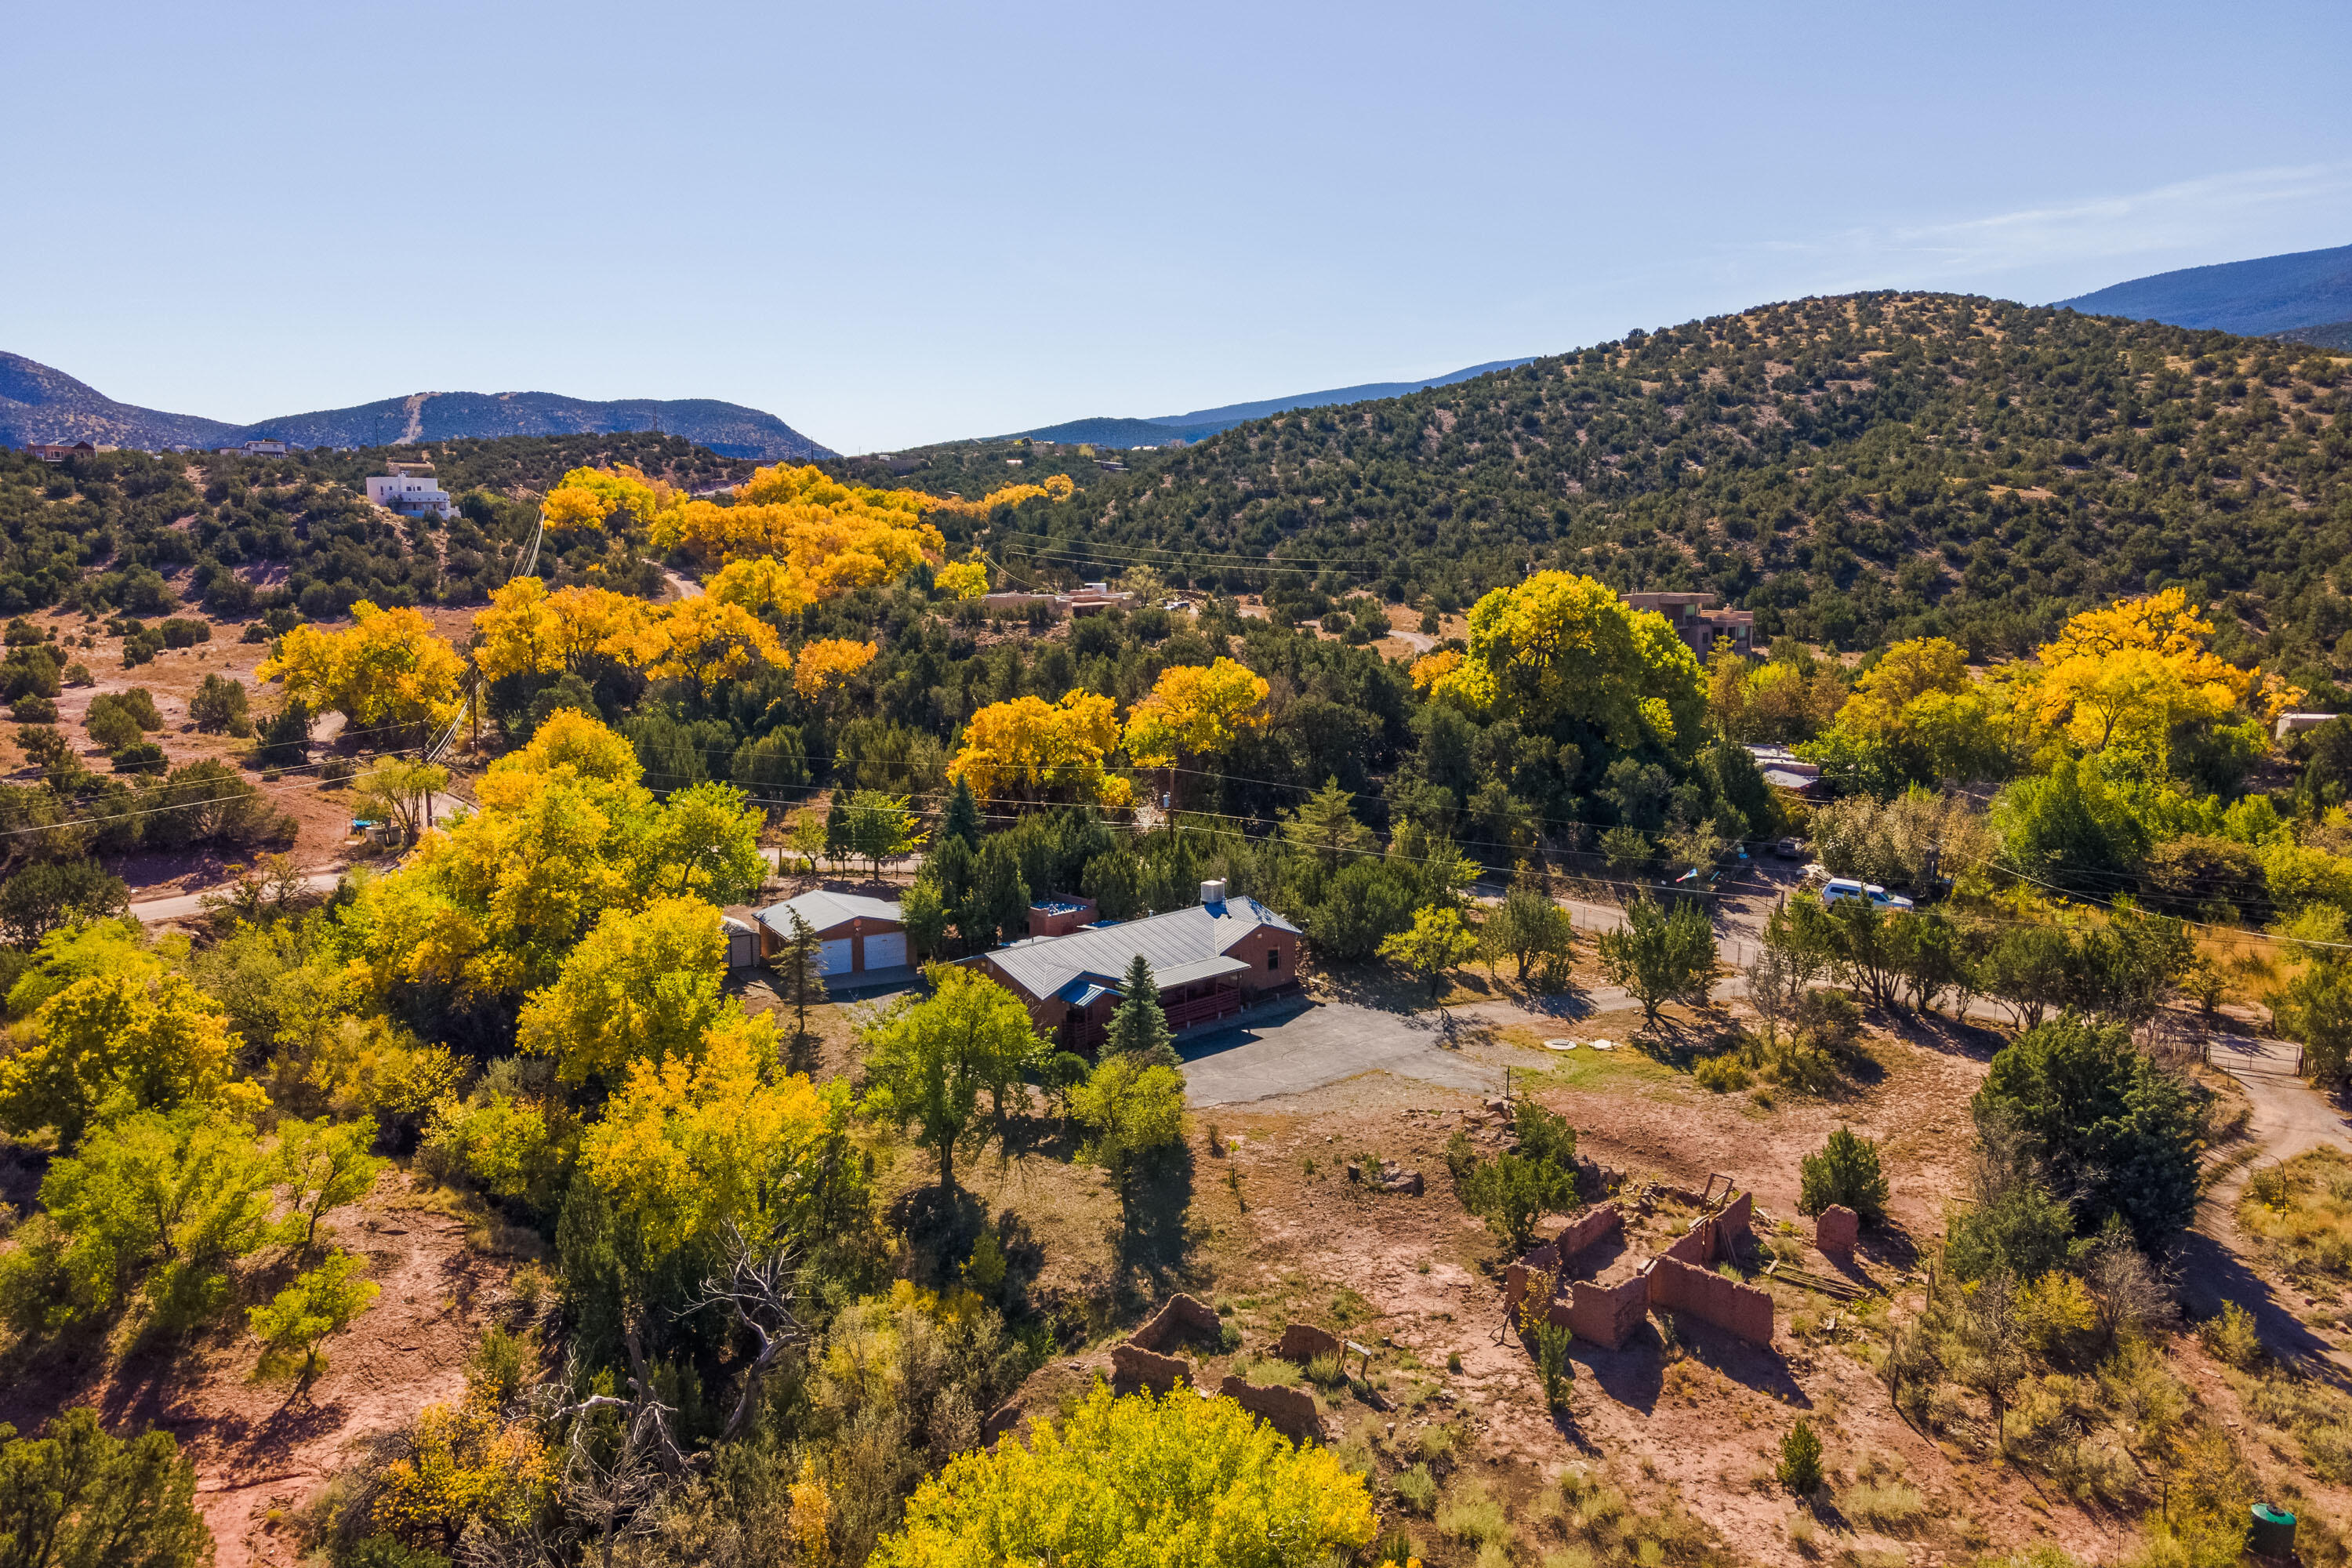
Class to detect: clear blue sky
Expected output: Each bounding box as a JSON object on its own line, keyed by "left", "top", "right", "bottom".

{"left": 9, "top": 0, "right": 2350, "bottom": 454}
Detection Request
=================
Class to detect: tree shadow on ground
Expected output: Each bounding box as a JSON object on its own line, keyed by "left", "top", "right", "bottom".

{"left": 2172, "top": 1226, "right": 2352, "bottom": 1386}
{"left": 1113, "top": 1145, "right": 1203, "bottom": 1300}
{"left": 887, "top": 1181, "right": 988, "bottom": 1291}
{"left": 1886, "top": 1007, "right": 2008, "bottom": 1062}
{"left": 1670, "top": 1313, "right": 1810, "bottom": 1405}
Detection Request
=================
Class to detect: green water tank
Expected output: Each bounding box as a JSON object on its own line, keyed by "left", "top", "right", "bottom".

{"left": 2249, "top": 1503, "right": 2297, "bottom": 1561}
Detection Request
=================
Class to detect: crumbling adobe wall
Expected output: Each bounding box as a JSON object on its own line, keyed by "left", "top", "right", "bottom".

{"left": 1130, "top": 1291, "right": 1220, "bottom": 1354}
{"left": 1219, "top": 1374, "right": 1324, "bottom": 1445}
{"left": 1661, "top": 1192, "right": 1754, "bottom": 1269}
{"left": 1503, "top": 1243, "right": 1562, "bottom": 1313}
{"left": 1555, "top": 1203, "right": 1623, "bottom": 1261}
{"left": 1646, "top": 1256, "right": 1773, "bottom": 1345}
{"left": 1273, "top": 1323, "right": 1342, "bottom": 1363}
{"left": 1111, "top": 1341, "right": 1192, "bottom": 1394}
{"left": 1564, "top": 1276, "right": 1650, "bottom": 1348}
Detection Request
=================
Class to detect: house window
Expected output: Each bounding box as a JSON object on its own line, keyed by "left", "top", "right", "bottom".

{"left": 1267, "top": 949, "right": 1281, "bottom": 971}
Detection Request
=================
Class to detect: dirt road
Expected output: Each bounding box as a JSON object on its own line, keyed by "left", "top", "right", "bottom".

{"left": 2208, "top": 1029, "right": 2351, "bottom": 1179}
{"left": 129, "top": 872, "right": 344, "bottom": 925}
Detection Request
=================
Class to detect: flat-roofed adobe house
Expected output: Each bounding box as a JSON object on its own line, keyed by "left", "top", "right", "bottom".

{"left": 971, "top": 880, "right": 1300, "bottom": 1051}
{"left": 752, "top": 889, "right": 909, "bottom": 978}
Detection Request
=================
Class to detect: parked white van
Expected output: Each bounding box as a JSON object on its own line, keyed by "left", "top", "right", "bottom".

{"left": 1822, "top": 878, "right": 1914, "bottom": 913}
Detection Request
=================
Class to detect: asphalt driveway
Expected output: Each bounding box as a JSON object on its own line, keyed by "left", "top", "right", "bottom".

{"left": 1178, "top": 1000, "right": 1494, "bottom": 1106}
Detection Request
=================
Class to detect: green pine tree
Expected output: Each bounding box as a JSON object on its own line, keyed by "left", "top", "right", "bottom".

{"left": 823, "top": 790, "right": 852, "bottom": 873}
{"left": 1105, "top": 955, "right": 1178, "bottom": 1066}
{"left": 778, "top": 909, "right": 829, "bottom": 1042}
{"left": 942, "top": 777, "right": 983, "bottom": 850}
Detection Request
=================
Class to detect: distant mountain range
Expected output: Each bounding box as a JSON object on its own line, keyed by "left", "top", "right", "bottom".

{"left": 2056, "top": 241, "right": 2352, "bottom": 339}
{"left": 0, "top": 352, "right": 834, "bottom": 461}
{"left": 1014, "top": 358, "right": 1537, "bottom": 448}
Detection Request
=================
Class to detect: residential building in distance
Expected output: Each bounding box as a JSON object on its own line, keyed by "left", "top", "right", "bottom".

{"left": 978, "top": 583, "right": 1136, "bottom": 619}
{"left": 751, "top": 888, "right": 909, "bottom": 978}
{"left": 971, "top": 880, "right": 1299, "bottom": 1051}
{"left": 1624, "top": 591, "right": 1755, "bottom": 660}
{"left": 365, "top": 459, "right": 458, "bottom": 520}
{"left": 26, "top": 441, "right": 98, "bottom": 462}
{"left": 217, "top": 437, "right": 291, "bottom": 457}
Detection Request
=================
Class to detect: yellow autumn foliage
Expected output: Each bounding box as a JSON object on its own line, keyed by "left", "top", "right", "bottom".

{"left": 617, "top": 595, "right": 789, "bottom": 694}
{"left": 575, "top": 1011, "right": 826, "bottom": 1270}
{"left": 541, "top": 463, "right": 682, "bottom": 535}
{"left": 373, "top": 1387, "right": 554, "bottom": 1544}
{"left": 1122, "top": 656, "right": 1269, "bottom": 768}
{"left": 947, "top": 690, "right": 1131, "bottom": 808}
{"left": 258, "top": 601, "right": 466, "bottom": 735}
{"left": 2030, "top": 588, "right": 2300, "bottom": 758}
{"left": 1408, "top": 647, "right": 1462, "bottom": 691}
{"left": 793, "top": 637, "right": 878, "bottom": 700}
{"left": 935, "top": 560, "right": 989, "bottom": 599}
{"left": 1435, "top": 571, "right": 1705, "bottom": 747}
{"left": 871, "top": 1383, "right": 1377, "bottom": 1568}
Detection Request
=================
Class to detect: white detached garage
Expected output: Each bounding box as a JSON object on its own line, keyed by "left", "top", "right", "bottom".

{"left": 753, "top": 889, "right": 909, "bottom": 980}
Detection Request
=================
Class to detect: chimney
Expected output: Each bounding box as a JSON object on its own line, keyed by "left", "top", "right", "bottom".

{"left": 1200, "top": 879, "right": 1226, "bottom": 909}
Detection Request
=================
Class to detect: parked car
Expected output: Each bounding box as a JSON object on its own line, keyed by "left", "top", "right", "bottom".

{"left": 1823, "top": 877, "right": 1915, "bottom": 913}
{"left": 1772, "top": 837, "right": 1806, "bottom": 860}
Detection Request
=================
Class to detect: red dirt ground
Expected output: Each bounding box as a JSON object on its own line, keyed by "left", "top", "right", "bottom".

{"left": 0, "top": 1167, "right": 517, "bottom": 1568}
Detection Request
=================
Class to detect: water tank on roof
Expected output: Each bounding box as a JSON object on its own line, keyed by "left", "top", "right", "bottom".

{"left": 1200, "top": 879, "right": 1226, "bottom": 907}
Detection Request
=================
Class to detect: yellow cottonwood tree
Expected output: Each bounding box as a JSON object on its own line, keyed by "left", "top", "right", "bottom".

{"left": 2030, "top": 590, "right": 2299, "bottom": 760}
{"left": 935, "top": 561, "right": 989, "bottom": 599}
{"left": 872, "top": 1384, "right": 1376, "bottom": 1568}
{"left": 1122, "top": 656, "right": 1269, "bottom": 768}
{"left": 0, "top": 972, "right": 236, "bottom": 1147}
{"left": 542, "top": 463, "right": 682, "bottom": 536}
{"left": 1434, "top": 572, "right": 1704, "bottom": 747}
{"left": 515, "top": 896, "right": 733, "bottom": 1084}
{"left": 574, "top": 1013, "right": 829, "bottom": 1276}
{"left": 948, "top": 690, "right": 1131, "bottom": 808}
{"left": 259, "top": 602, "right": 466, "bottom": 737}
{"left": 1409, "top": 647, "right": 1462, "bottom": 691}
{"left": 625, "top": 596, "right": 789, "bottom": 695}
{"left": 792, "top": 637, "right": 877, "bottom": 701}
{"left": 472, "top": 576, "right": 559, "bottom": 682}
{"left": 340, "top": 710, "right": 659, "bottom": 1000}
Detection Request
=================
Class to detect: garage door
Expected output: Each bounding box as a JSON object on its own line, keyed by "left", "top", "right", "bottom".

{"left": 816, "top": 938, "right": 853, "bottom": 976}
{"left": 864, "top": 932, "right": 908, "bottom": 970}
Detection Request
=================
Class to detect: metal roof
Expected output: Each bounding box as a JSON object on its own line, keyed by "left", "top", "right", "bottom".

{"left": 753, "top": 888, "right": 902, "bottom": 937}
{"left": 985, "top": 896, "right": 1297, "bottom": 1003}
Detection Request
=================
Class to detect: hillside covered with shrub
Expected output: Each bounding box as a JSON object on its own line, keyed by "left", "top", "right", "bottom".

{"left": 946, "top": 293, "right": 2352, "bottom": 691}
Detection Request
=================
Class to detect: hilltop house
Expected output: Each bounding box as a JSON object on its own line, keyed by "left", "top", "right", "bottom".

{"left": 978, "top": 583, "right": 1135, "bottom": 619}
{"left": 365, "top": 459, "right": 458, "bottom": 520}
{"left": 971, "top": 880, "right": 1300, "bottom": 1051}
{"left": 26, "top": 441, "right": 98, "bottom": 462}
{"left": 752, "top": 888, "right": 909, "bottom": 978}
{"left": 1624, "top": 591, "right": 1754, "bottom": 661}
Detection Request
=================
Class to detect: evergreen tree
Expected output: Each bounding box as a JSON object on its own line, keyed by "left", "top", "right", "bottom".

{"left": 256, "top": 698, "right": 310, "bottom": 769}
{"left": 1279, "top": 777, "right": 1376, "bottom": 873}
{"left": 942, "top": 776, "right": 983, "bottom": 850}
{"left": 960, "top": 838, "right": 1030, "bottom": 952}
{"left": 776, "top": 909, "right": 829, "bottom": 1043}
{"left": 823, "top": 790, "right": 852, "bottom": 873}
{"left": 1105, "top": 955, "right": 1178, "bottom": 1066}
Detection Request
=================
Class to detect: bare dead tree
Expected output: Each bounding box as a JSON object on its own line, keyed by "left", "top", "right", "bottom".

{"left": 687, "top": 1221, "right": 809, "bottom": 1446}
{"left": 473, "top": 1334, "right": 689, "bottom": 1568}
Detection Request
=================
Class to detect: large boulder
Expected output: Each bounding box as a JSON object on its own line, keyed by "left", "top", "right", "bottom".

{"left": 1815, "top": 1204, "right": 1860, "bottom": 1255}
